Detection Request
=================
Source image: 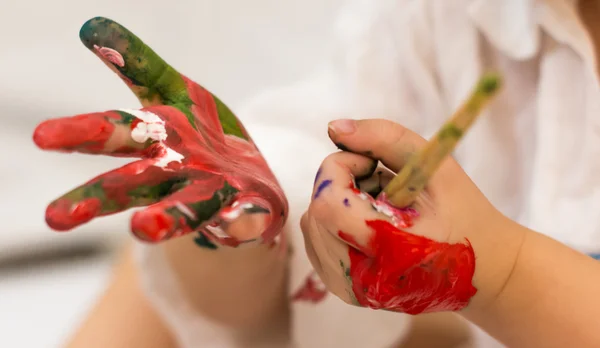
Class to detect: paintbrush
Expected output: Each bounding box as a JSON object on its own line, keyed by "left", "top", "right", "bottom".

{"left": 381, "top": 73, "right": 502, "bottom": 207}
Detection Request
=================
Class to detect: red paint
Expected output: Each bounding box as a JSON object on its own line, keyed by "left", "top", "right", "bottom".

{"left": 339, "top": 220, "right": 477, "bottom": 314}
{"left": 347, "top": 180, "right": 361, "bottom": 195}
{"left": 33, "top": 113, "right": 117, "bottom": 154}
{"left": 376, "top": 193, "right": 419, "bottom": 218}
{"left": 34, "top": 74, "right": 288, "bottom": 245}
{"left": 44, "top": 159, "right": 180, "bottom": 232}
{"left": 291, "top": 272, "right": 329, "bottom": 303}
{"left": 45, "top": 197, "right": 102, "bottom": 231}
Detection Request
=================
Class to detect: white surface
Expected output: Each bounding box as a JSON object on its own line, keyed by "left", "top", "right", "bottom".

{"left": 0, "top": 256, "right": 114, "bottom": 348}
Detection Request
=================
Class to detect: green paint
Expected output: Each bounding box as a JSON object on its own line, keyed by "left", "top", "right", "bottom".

{"left": 476, "top": 73, "right": 501, "bottom": 95}
{"left": 165, "top": 181, "right": 238, "bottom": 249}
{"left": 62, "top": 181, "right": 119, "bottom": 214}
{"left": 127, "top": 177, "right": 186, "bottom": 204}
{"left": 194, "top": 232, "right": 218, "bottom": 249}
{"left": 80, "top": 17, "right": 190, "bottom": 106}
{"left": 212, "top": 95, "right": 248, "bottom": 140}
{"left": 437, "top": 124, "right": 463, "bottom": 141}
{"left": 467, "top": 73, "right": 502, "bottom": 114}
{"left": 340, "top": 260, "right": 360, "bottom": 305}
{"left": 340, "top": 260, "right": 352, "bottom": 280}
{"left": 164, "top": 181, "right": 239, "bottom": 231}
{"left": 114, "top": 110, "right": 138, "bottom": 125}
{"left": 60, "top": 177, "right": 188, "bottom": 216}
{"left": 79, "top": 17, "right": 249, "bottom": 140}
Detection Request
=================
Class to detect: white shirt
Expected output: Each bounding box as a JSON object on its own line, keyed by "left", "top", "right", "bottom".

{"left": 246, "top": 0, "right": 600, "bottom": 252}
{"left": 224, "top": 0, "right": 600, "bottom": 347}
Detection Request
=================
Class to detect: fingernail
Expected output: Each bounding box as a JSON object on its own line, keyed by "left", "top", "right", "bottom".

{"left": 328, "top": 119, "right": 357, "bottom": 136}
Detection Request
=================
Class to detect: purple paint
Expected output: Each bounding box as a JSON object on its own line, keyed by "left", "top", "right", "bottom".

{"left": 314, "top": 179, "right": 332, "bottom": 199}
{"left": 314, "top": 167, "right": 322, "bottom": 185}
{"left": 343, "top": 198, "right": 350, "bottom": 206}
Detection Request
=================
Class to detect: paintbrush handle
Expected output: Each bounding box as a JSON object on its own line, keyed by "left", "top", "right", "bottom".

{"left": 382, "top": 73, "right": 502, "bottom": 207}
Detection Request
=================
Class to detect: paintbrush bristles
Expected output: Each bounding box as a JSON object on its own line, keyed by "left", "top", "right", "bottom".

{"left": 382, "top": 73, "right": 502, "bottom": 207}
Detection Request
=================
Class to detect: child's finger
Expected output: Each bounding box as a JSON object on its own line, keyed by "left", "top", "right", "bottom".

{"left": 311, "top": 151, "right": 377, "bottom": 202}
{"left": 79, "top": 17, "right": 248, "bottom": 142}
{"left": 301, "top": 213, "right": 324, "bottom": 273}
{"left": 309, "top": 151, "right": 399, "bottom": 252}
{"left": 33, "top": 109, "right": 165, "bottom": 156}
{"left": 327, "top": 119, "right": 428, "bottom": 173}
{"left": 301, "top": 213, "right": 354, "bottom": 301}
{"left": 45, "top": 159, "right": 186, "bottom": 231}
{"left": 327, "top": 74, "right": 500, "bottom": 208}
{"left": 131, "top": 176, "right": 238, "bottom": 243}
{"left": 79, "top": 17, "right": 187, "bottom": 107}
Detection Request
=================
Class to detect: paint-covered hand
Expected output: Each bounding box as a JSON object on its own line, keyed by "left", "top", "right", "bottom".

{"left": 32, "top": 17, "right": 288, "bottom": 248}
{"left": 301, "top": 119, "right": 517, "bottom": 315}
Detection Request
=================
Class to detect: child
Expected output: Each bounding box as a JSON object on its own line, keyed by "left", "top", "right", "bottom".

{"left": 49, "top": 0, "right": 600, "bottom": 347}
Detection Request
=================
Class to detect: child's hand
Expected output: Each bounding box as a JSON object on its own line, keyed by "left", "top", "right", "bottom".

{"left": 32, "top": 17, "right": 287, "bottom": 248}
{"left": 301, "top": 119, "right": 524, "bottom": 314}
{"left": 31, "top": 18, "right": 290, "bottom": 336}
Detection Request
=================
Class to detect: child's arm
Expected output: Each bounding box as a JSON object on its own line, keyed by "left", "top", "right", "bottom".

{"left": 35, "top": 18, "right": 291, "bottom": 347}
{"left": 463, "top": 219, "right": 600, "bottom": 348}
{"left": 66, "top": 245, "right": 176, "bottom": 348}
{"left": 67, "top": 240, "right": 290, "bottom": 348}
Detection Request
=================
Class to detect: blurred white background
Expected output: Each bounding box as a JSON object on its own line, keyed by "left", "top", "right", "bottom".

{"left": 0, "top": 0, "right": 345, "bottom": 346}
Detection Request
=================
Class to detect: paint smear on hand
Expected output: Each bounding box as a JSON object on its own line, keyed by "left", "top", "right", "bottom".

{"left": 34, "top": 17, "right": 289, "bottom": 247}
{"left": 348, "top": 180, "right": 419, "bottom": 227}
{"left": 339, "top": 219, "right": 477, "bottom": 314}
{"left": 292, "top": 272, "right": 328, "bottom": 303}
{"left": 93, "top": 45, "right": 125, "bottom": 67}
{"left": 314, "top": 179, "right": 332, "bottom": 199}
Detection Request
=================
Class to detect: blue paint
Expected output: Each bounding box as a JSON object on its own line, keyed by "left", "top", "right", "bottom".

{"left": 589, "top": 253, "right": 600, "bottom": 261}
{"left": 314, "top": 179, "right": 332, "bottom": 199}
{"left": 343, "top": 198, "right": 350, "bottom": 206}
{"left": 314, "top": 167, "right": 322, "bottom": 185}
